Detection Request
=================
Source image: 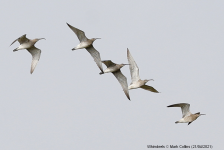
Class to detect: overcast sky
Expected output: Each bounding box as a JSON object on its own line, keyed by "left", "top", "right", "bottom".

{"left": 0, "top": 0, "right": 223, "bottom": 149}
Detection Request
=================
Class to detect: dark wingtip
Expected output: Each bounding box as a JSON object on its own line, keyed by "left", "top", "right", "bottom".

{"left": 175, "top": 121, "right": 178, "bottom": 124}
{"left": 66, "top": 22, "right": 72, "bottom": 28}
{"left": 99, "top": 72, "right": 104, "bottom": 75}
{"left": 127, "top": 48, "right": 129, "bottom": 53}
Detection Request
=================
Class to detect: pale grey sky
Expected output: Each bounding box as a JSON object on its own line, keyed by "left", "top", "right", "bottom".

{"left": 0, "top": 0, "right": 223, "bottom": 149}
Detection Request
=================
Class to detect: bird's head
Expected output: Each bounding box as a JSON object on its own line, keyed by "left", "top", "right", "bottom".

{"left": 118, "top": 63, "right": 130, "bottom": 68}
{"left": 91, "top": 38, "right": 101, "bottom": 42}
{"left": 34, "top": 38, "right": 46, "bottom": 43}
{"left": 143, "top": 79, "right": 154, "bottom": 84}
{"left": 194, "top": 112, "right": 206, "bottom": 117}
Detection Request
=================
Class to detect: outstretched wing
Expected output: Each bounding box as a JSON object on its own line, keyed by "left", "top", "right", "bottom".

{"left": 127, "top": 48, "right": 140, "bottom": 83}
{"left": 86, "top": 45, "right": 104, "bottom": 73}
{"left": 112, "top": 70, "right": 130, "bottom": 100}
{"left": 27, "top": 46, "right": 41, "bottom": 74}
{"left": 10, "top": 34, "right": 29, "bottom": 46}
{"left": 140, "top": 85, "right": 159, "bottom": 93}
{"left": 102, "top": 60, "right": 116, "bottom": 68}
{"left": 167, "top": 103, "right": 191, "bottom": 118}
{"left": 66, "top": 23, "right": 88, "bottom": 42}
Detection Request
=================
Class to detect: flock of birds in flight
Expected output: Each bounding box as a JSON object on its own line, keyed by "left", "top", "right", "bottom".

{"left": 10, "top": 23, "right": 205, "bottom": 125}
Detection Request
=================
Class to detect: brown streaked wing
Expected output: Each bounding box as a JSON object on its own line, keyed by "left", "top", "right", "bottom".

{"left": 86, "top": 45, "right": 104, "bottom": 73}
{"left": 10, "top": 34, "right": 29, "bottom": 46}
{"left": 27, "top": 46, "right": 41, "bottom": 74}
{"left": 127, "top": 48, "right": 140, "bottom": 83}
{"left": 112, "top": 70, "right": 130, "bottom": 100}
{"left": 66, "top": 23, "right": 88, "bottom": 42}
{"left": 102, "top": 60, "right": 116, "bottom": 68}
{"left": 167, "top": 103, "right": 191, "bottom": 118}
{"left": 140, "top": 85, "right": 159, "bottom": 93}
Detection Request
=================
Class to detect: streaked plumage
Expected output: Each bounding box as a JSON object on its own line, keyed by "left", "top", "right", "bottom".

{"left": 167, "top": 103, "right": 205, "bottom": 125}
{"left": 10, "top": 34, "right": 45, "bottom": 74}
{"left": 66, "top": 23, "right": 103, "bottom": 74}
{"left": 127, "top": 48, "right": 159, "bottom": 93}
{"left": 101, "top": 60, "right": 130, "bottom": 100}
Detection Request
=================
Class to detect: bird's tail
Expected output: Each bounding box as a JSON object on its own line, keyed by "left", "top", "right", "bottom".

{"left": 72, "top": 48, "right": 77, "bottom": 50}
{"left": 13, "top": 49, "right": 18, "bottom": 52}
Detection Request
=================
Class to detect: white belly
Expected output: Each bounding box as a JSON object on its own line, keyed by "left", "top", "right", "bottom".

{"left": 178, "top": 118, "right": 189, "bottom": 123}
{"left": 17, "top": 43, "right": 32, "bottom": 50}
{"left": 104, "top": 67, "right": 119, "bottom": 73}
{"left": 75, "top": 42, "right": 91, "bottom": 49}
{"left": 128, "top": 82, "right": 141, "bottom": 89}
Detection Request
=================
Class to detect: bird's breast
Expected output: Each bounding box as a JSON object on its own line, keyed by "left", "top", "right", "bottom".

{"left": 17, "top": 43, "right": 33, "bottom": 50}
{"left": 128, "top": 83, "right": 140, "bottom": 89}
{"left": 104, "top": 67, "right": 119, "bottom": 73}
{"left": 76, "top": 41, "right": 92, "bottom": 49}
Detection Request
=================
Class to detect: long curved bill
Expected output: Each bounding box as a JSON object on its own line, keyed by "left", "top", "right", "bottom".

{"left": 38, "top": 38, "right": 46, "bottom": 40}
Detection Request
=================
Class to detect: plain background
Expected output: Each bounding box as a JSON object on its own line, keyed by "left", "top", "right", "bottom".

{"left": 0, "top": 0, "right": 223, "bottom": 149}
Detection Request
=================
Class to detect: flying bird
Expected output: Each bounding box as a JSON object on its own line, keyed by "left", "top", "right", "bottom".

{"left": 101, "top": 60, "right": 130, "bottom": 100}
{"left": 66, "top": 23, "right": 104, "bottom": 74}
{"left": 10, "top": 34, "right": 45, "bottom": 74}
{"left": 127, "top": 48, "right": 159, "bottom": 93}
{"left": 167, "top": 103, "right": 205, "bottom": 125}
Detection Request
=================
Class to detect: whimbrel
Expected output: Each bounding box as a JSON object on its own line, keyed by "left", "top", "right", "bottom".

{"left": 101, "top": 60, "right": 130, "bottom": 100}
{"left": 127, "top": 49, "right": 159, "bottom": 93}
{"left": 167, "top": 103, "right": 205, "bottom": 125}
{"left": 10, "top": 34, "right": 45, "bottom": 74}
{"left": 66, "top": 23, "right": 104, "bottom": 74}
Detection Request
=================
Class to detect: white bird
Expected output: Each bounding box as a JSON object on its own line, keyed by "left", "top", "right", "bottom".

{"left": 10, "top": 34, "right": 45, "bottom": 74}
{"left": 101, "top": 60, "right": 130, "bottom": 100}
{"left": 127, "top": 48, "right": 159, "bottom": 93}
{"left": 167, "top": 103, "right": 205, "bottom": 125}
{"left": 66, "top": 23, "right": 104, "bottom": 74}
